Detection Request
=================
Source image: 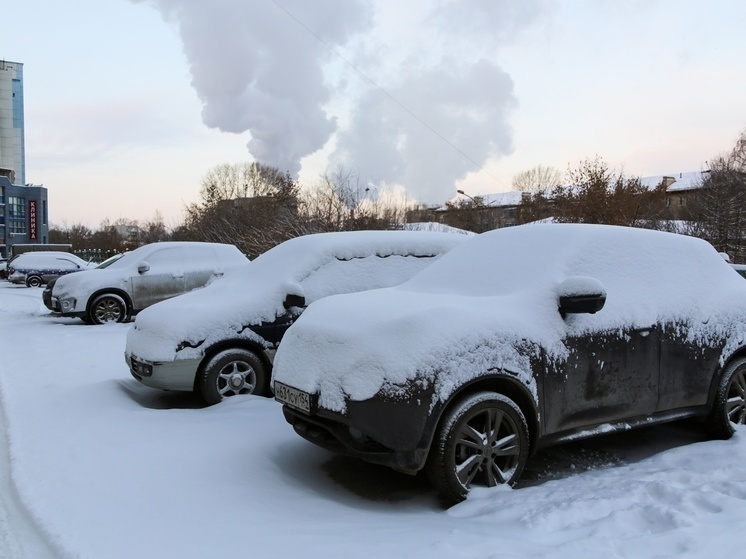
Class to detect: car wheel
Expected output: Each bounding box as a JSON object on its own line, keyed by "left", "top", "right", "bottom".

{"left": 197, "top": 349, "right": 267, "bottom": 405}
{"left": 25, "top": 275, "right": 43, "bottom": 288}
{"left": 706, "top": 357, "right": 746, "bottom": 439}
{"left": 426, "top": 392, "right": 529, "bottom": 504}
{"left": 89, "top": 294, "right": 128, "bottom": 325}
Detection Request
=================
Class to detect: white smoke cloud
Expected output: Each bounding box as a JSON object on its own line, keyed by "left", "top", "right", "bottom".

{"left": 131, "top": 0, "right": 372, "bottom": 176}
{"left": 331, "top": 58, "right": 516, "bottom": 201}
{"left": 132, "top": 0, "right": 545, "bottom": 202}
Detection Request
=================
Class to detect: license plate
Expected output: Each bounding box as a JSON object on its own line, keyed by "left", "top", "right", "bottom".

{"left": 274, "top": 381, "right": 312, "bottom": 413}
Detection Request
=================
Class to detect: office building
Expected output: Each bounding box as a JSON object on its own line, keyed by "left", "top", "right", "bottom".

{"left": 0, "top": 60, "right": 49, "bottom": 257}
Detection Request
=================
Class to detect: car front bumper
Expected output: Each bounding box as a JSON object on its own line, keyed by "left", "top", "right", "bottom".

{"left": 279, "top": 385, "right": 438, "bottom": 475}
{"left": 7, "top": 273, "right": 26, "bottom": 284}
{"left": 126, "top": 354, "right": 202, "bottom": 393}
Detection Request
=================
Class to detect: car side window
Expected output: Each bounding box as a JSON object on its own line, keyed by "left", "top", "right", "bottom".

{"left": 146, "top": 247, "right": 213, "bottom": 271}
{"left": 56, "top": 258, "right": 82, "bottom": 271}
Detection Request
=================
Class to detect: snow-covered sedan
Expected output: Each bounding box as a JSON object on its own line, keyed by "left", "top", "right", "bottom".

{"left": 272, "top": 224, "right": 746, "bottom": 503}
{"left": 7, "top": 251, "right": 95, "bottom": 287}
{"left": 125, "top": 231, "right": 468, "bottom": 405}
{"left": 45, "top": 242, "right": 249, "bottom": 324}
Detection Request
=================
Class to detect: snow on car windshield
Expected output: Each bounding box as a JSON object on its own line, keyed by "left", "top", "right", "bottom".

{"left": 273, "top": 224, "right": 746, "bottom": 412}
{"left": 126, "top": 231, "right": 467, "bottom": 362}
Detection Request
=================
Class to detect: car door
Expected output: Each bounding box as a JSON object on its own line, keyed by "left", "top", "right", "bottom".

{"left": 657, "top": 321, "right": 724, "bottom": 411}
{"left": 542, "top": 323, "right": 660, "bottom": 435}
{"left": 45, "top": 257, "right": 83, "bottom": 283}
{"left": 182, "top": 245, "right": 219, "bottom": 292}
{"left": 130, "top": 247, "right": 187, "bottom": 310}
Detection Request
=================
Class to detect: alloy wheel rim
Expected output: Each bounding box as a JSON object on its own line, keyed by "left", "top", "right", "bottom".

{"left": 454, "top": 407, "right": 521, "bottom": 488}
{"left": 217, "top": 361, "right": 256, "bottom": 397}
{"left": 726, "top": 369, "right": 746, "bottom": 425}
{"left": 95, "top": 300, "right": 121, "bottom": 322}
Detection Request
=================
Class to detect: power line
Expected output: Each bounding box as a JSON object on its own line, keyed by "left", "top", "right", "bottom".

{"left": 269, "top": 0, "right": 509, "bottom": 191}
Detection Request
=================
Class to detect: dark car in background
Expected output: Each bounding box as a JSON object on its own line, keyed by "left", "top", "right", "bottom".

{"left": 273, "top": 224, "right": 746, "bottom": 503}
{"left": 731, "top": 264, "right": 746, "bottom": 278}
{"left": 7, "top": 252, "right": 95, "bottom": 287}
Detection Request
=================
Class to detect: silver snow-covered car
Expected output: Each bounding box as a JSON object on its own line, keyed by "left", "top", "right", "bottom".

{"left": 44, "top": 242, "right": 249, "bottom": 324}
{"left": 125, "top": 230, "right": 469, "bottom": 405}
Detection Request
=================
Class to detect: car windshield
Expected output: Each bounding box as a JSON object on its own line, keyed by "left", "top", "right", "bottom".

{"left": 95, "top": 253, "right": 126, "bottom": 269}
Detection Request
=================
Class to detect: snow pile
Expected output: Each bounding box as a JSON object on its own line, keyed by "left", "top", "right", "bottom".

{"left": 273, "top": 224, "right": 746, "bottom": 412}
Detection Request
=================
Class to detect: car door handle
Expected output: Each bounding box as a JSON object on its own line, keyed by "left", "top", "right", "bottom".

{"left": 172, "top": 272, "right": 184, "bottom": 279}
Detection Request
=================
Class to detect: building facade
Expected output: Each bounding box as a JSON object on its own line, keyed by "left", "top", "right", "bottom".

{"left": 0, "top": 175, "right": 49, "bottom": 256}
{"left": 0, "top": 60, "right": 49, "bottom": 258}
{"left": 0, "top": 60, "right": 25, "bottom": 186}
{"left": 425, "top": 172, "right": 706, "bottom": 233}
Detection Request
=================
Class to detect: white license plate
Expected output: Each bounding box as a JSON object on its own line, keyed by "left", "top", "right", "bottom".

{"left": 274, "top": 381, "right": 312, "bottom": 413}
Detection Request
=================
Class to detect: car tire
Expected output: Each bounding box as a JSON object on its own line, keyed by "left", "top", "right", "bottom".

{"left": 88, "top": 294, "right": 128, "bottom": 325}
{"left": 197, "top": 349, "right": 267, "bottom": 405}
{"left": 425, "top": 392, "right": 529, "bottom": 504}
{"left": 706, "top": 357, "right": 746, "bottom": 439}
{"left": 25, "top": 275, "right": 43, "bottom": 288}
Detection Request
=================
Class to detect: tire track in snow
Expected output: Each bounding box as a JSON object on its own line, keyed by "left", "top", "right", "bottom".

{"left": 0, "top": 286, "right": 60, "bottom": 558}
{"left": 0, "top": 385, "right": 60, "bottom": 559}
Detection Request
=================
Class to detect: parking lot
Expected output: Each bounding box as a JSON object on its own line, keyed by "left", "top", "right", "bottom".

{"left": 2, "top": 281, "right": 746, "bottom": 558}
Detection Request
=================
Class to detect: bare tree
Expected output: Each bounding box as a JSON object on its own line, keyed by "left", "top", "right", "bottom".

{"left": 181, "top": 162, "right": 302, "bottom": 257}
{"left": 49, "top": 222, "right": 93, "bottom": 249}
{"left": 199, "top": 162, "right": 297, "bottom": 208}
{"left": 517, "top": 156, "right": 667, "bottom": 227}
{"left": 691, "top": 157, "right": 746, "bottom": 262}
{"left": 441, "top": 195, "right": 499, "bottom": 233}
{"left": 511, "top": 165, "right": 562, "bottom": 192}
{"left": 140, "top": 211, "right": 170, "bottom": 245}
{"left": 179, "top": 162, "right": 413, "bottom": 257}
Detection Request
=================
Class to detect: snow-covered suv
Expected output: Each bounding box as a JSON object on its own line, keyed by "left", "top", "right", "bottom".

{"left": 273, "top": 224, "right": 746, "bottom": 503}
{"left": 44, "top": 242, "right": 248, "bottom": 324}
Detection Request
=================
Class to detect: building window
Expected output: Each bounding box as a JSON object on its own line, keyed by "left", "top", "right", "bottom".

{"left": 679, "top": 196, "right": 686, "bottom": 207}
{"left": 8, "top": 196, "right": 26, "bottom": 235}
{"left": 9, "top": 196, "right": 25, "bottom": 218}
{"left": 9, "top": 219, "right": 26, "bottom": 235}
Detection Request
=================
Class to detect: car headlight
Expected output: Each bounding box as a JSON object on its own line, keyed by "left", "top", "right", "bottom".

{"left": 130, "top": 357, "right": 153, "bottom": 377}
{"left": 59, "top": 298, "right": 76, "bottom": 312}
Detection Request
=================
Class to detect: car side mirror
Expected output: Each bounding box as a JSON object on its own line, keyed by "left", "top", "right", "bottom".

{"left": 558, "top": 276, "right": 606, "bottom": 318}
{"left": 137, "top": 261, "right": 150, "bottom": 274}
{"left": 283, "top": 293, "right": 306, "bottom": 310}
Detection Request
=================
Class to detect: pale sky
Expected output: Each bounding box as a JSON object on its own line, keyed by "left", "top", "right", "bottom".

{"left": 4, "top": 0, "right": 746, "bottom": 228}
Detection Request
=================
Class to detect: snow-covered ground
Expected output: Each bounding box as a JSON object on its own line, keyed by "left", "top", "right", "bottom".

{"left": 1, "top": 280, "right": 746, "bottom": 558}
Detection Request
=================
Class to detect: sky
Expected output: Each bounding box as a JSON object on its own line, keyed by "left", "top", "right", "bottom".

{"left": 3, "top": 0, "right": 746, "bottom": 228}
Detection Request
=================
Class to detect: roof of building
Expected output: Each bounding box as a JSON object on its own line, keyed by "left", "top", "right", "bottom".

{"left": 441, "top": 171, "right": 707, "bottom": 210}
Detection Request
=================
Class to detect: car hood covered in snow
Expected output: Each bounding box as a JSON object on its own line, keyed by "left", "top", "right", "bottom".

{"left": 126, "top": 230, "right": 468, "bottom": 363}
{"left": 272, "top": 224, "right": 746, "bottom": 413}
